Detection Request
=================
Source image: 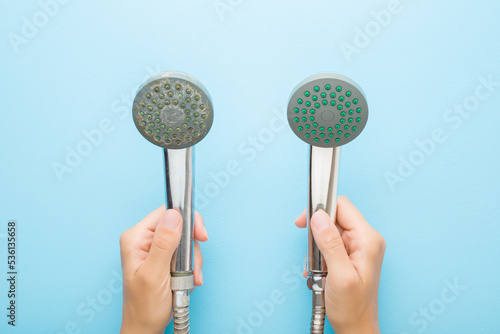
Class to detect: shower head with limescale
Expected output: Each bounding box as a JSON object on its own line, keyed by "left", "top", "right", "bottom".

{"left": 133, "top": 71, "right": 213, "bottom": 150}
{"left": 132, "top": 71, "right": 213, "bottom": 334}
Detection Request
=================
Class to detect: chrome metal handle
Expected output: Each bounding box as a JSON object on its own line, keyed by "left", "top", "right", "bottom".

{"left": 163, "top": 147, "right": 194, "bottom": 274}
{"left": 307, "top": 145, "right": 340, "bottom": 334}
{"left": 308, "top": 146, "right": 341, "bottom": 273}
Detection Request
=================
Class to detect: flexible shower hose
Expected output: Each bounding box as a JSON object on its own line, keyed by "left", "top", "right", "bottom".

{"left": 172, "top": 289, "right": 191, "bottom": 333}
{"left": 309, "top": 274, "right": 326, "bottom": 334}
{"left": 310, "top": 291, "right": 326, "bottom": 333}
{"left": 172, "top": 291, "right": 189, "bottom": 334}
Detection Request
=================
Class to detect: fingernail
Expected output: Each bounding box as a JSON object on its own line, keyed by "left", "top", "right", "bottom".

{"left": 160, "top": 210, "right": 181, "bottom": 230}
{"left": 203, "top": 226, "right": 209, "bottom": 241}
{"left": 312, "top": 211, "right": 330, "bottom": 231}
{"left": 199, "top": 271, "right": 204, "bottom": 285}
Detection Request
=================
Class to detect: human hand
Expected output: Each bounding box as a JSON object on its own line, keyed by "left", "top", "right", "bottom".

{"left": 295, "top": 196, "right": 385, "bottom": 334}
{"left": 119, "top": 206, "right": 208, "bottom": 334}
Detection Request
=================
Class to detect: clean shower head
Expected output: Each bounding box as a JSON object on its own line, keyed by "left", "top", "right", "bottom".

{"left": 287, "top": 73, "right": 369, "bottom": 334}
{"left": 287, "top": 73, "right": 368, "bottom": 147}
{"left": 133, "top": 71, "right": 214, "bottom": 149}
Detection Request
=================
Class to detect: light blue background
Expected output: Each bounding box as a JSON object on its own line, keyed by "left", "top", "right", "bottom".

{"left": 1, "top": 0, "right": 499, "bottom": 333}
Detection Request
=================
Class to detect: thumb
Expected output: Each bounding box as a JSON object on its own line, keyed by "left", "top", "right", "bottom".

{"left": 142, "top": 209, "right": 182, "bottom": 277}
{"left": 311, "top": 210, "right": 355, "bottom": 281}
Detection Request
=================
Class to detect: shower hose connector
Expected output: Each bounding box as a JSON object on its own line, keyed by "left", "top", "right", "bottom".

{"left": 171, "top": 275, "right": 194, "bottom": 334}
{"left": 308, "top": 273, "right": 326, "bottom": 334}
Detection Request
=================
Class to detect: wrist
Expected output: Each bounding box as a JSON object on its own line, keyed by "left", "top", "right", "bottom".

{"left": 120, "top": 317, "right": 165, "bottom": 334}
{"left": 335, "top": 321, "right": 379, "bottom": 334}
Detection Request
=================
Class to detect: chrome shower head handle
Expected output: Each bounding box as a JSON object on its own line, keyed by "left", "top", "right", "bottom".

{"left": 287, "top": 73, "right": 369, "bottom": 334}
{"left": 133, "top": 71, "right": 213, "bottom": 334}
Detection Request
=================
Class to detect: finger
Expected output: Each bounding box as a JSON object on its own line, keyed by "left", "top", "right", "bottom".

{"left": 120, "top": 225, "right": 157, "bottom": 277}
{"left": 295, "top": 209, "right": 307, "bottom": 228}
{"left": 141, "top": 209, "right": 182, "bottom": 278}
{"left": 120, "top": 234, "right": 150, "bottom": 278}
{"left": 194, "top": 212, "right": 208, "bottom": 242}
{"left": 120, "top": 232, "right": 138, "bottom": 278}
{"left": 311, "top": 210, "right": 357, "bottom": 281}
{"left": 120, "top": 205, "right": 166, "bottom": 260}
{"left": 303, "top": 254, "right": 308, "bottom": 278}
{"left": 136, "top": 204, "right": 167, "bottom": 232}
{"left": 336, "top": 196, "right": 370, "bottom": 231}
{"left": 193, "top": 241, "right": 204, "bottom": 286}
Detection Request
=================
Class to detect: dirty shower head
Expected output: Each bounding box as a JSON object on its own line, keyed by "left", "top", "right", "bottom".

{"left": 133, "top": 71, "right": 214, "bottom": 149}
{"left": 287, "top": 73, "right": 368, "bottom": 148}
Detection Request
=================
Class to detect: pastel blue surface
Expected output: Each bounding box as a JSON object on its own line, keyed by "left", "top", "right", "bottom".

{"left": 1, "top": 0, "right": 499, "bottom": 333}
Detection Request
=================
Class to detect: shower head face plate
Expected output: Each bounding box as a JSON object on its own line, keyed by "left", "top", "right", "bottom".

{"left": 133, "top": 72, "right": 213, "bottom": 149}
{"left": 287, "top": 73, "right": 368, "bottom": 148}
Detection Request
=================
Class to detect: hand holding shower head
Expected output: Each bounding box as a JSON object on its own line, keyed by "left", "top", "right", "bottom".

{"left": 287, "top": 73, "right": 368, "bottom": 334}
{"left": 133, "top": 71, "right": 213, "bottom": 334}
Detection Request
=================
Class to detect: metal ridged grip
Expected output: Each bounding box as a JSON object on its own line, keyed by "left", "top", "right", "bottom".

{"left": 311, "top": 305, "right": 326, "bottom": 334}
{"left": 172, "top": 287, "right": 192, "bottom": 333}
{"left": 308, "top": 274, "right": 326, "bottom": 334}
{"left": 173, "top": 305, "right": 190, "bottom": 334}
